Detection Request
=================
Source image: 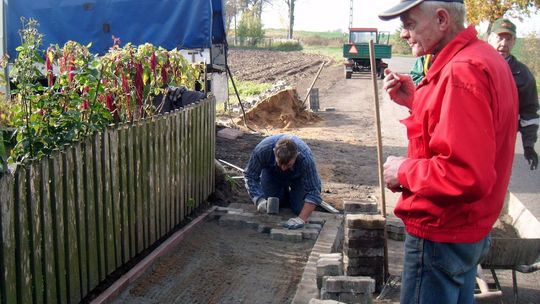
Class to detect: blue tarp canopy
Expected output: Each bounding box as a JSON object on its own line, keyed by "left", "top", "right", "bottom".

{"left": 5, "top": 0, "right": 227, "bottom": 58}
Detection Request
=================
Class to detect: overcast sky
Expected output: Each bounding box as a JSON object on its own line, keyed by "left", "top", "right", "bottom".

{"left": 261, "top": 0, "right": 540, "bottom": 37}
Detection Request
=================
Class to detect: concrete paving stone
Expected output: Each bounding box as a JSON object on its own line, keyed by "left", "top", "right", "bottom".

{"left": 321, "top": 290, "right": 373, "bottom": 304}
{"left": 346, "top": 214, "right": 386, "bottom": 230}
{"left": 309, "top": 299, "right": 346, "bottom": 304}
{"left": 343, "top": 200, "right": 378, "bottom": 214}
{"left": 270, "top": 228, "right": 304, "bottom": 242}
{"left": 345, "top": 227, "right": 384, "bottom": 240}
{"left": 316, "top": 258, "right": 343, "bottom": 289}
{"left": 343, "top": 256, "right": 383, "bottom": 268}
{"left": 338, "top": 292, "right": 373, "bottom": 304}
{"left": 216, "top": 127, "right": 244, "bottom": 140}
{"left": 305, "top": 223, "right": 323, "bottom": 230}
{"left": 320, "top": 289, "right": 339, "bottom": 301}
{"left": 317, "top": 258, "right": 343, "bottom": 276}
{"left": 322, "top": 275, "right": 376, "bottom": 293}
{"left": 343, "top": 245, "right": 384, "bottom": 258}
{"left": 344, "top": 238, "right": 384, "bottom": 248}
{"left": 319, "top": 253, "right": 343, "bottom": 261}
{"left": 303, "top": 228, "right": 320, "bottom": 240}
{"left": 309, "top": 217, "right": 326, "bottom": 225}
{"left": 344, "top": 264, "right": 383, "bottom": 276}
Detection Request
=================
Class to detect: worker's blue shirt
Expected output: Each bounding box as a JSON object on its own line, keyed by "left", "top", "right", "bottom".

{"left": 244, "top": 134, "right": 322, "bottom": 206}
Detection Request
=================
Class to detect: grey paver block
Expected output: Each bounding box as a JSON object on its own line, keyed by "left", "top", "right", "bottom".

{"left": 344, "top": 228, "right": 384, "bottom": 240}
{"left": 319, "top": 253, "right": 342, "bottom": 261}
{"left": 305, "top": 223, "right": 323, "bottom": 230}
{"left": 345, "top": 214, "right": 386, "bottom": 230}
{"left": 343, "top": 201, "right": 378, "bottom": 214}
{"left": 344, "top": 264, "right": 383, "bottom": 276}
{"left": 316, "top": 258, "right": 344, "bottom": 289}
{"left": 343, "top": 256, "right": 383, "bottom": 268}
{"left": 344, "top": 238, "right": 384, "bottom": 248}
{"left": 303, "top": 228, "right": 320, "bottom": 240}
{"left": 322, "top": 275, "right": 376, "bottom": 294}
{"left": 343, "top": 245, "right": 384, "bottom": 258}
{"left": 308, "top": 217, "right": 326, "bottom": 225}
{"left": 270, "top": 228, "right": 303, "bottom": 242}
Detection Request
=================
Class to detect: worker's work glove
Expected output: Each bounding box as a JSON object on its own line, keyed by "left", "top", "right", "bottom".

{"left": 524, "top": 146, "right": 538, "bottom": 170}
{"left": 282, "top": 217, "right": 305, "bottom": 230}
{"left": 256, "top": 198, "right": 267, "bottom": 213}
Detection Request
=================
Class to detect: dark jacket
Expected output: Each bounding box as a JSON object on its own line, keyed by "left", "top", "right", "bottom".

{"left": 507, "top": 55, "right": 539, "bottom": 148}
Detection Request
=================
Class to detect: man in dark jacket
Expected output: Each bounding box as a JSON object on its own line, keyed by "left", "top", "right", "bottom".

{"left": 488, "top": 18, "right": 539, "bottom": 170}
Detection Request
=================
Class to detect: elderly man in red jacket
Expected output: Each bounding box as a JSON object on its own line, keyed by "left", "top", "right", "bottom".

{"left": 379, "top": 0, "right": 518, "bottom": 303}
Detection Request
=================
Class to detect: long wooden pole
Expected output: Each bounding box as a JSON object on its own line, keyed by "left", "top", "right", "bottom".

{"left": 302, "top": 61, "right": 326, "bottom": 106}
{"left": 368, "top": 39, "right": 389, "bottom": 281}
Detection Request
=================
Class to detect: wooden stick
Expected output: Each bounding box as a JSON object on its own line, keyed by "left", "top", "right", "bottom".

{"left": 368, "top": 39, "right": 389, "bottom": 280}
{"left": 302, "top": 61, "right": 326, "bottom": 106}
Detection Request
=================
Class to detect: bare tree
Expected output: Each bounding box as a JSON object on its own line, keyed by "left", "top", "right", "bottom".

{"left": 284, "top": 0, "right": 296, "bottom": 39}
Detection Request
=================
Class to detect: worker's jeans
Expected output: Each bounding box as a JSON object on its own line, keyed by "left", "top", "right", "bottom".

{"left": 260, "top": 169, "right": 304, "bottom": 215}
{"left": 400, "top": 233, "right": 491, "bottom": 304}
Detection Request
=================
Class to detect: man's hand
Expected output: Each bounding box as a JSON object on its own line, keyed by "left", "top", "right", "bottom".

{"left": 383, "top": 156, "right": 407, "bottom": 192}
{"left": 524, "top": 146, "right": 538, "bottom": 170}
{"left": 282, "top": 217, "right": 305, "bottom": 230}
{"left": 256, "top": 198, "right": 268, "bottom": 213}
{"left": 383, "top": 69, "right": 415, "bottom": 108}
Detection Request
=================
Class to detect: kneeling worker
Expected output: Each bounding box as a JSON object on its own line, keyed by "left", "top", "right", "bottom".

{"left": 244, "top": 134, "right": 322, "bottom": 229}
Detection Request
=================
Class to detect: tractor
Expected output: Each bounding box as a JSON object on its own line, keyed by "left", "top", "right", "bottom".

{"left": 343, "top": 28, "right": 392, "bottom": 79}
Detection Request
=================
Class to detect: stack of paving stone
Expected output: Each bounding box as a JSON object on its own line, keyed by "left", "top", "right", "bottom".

{"left": 342, "top": 201, "right": 386, "bottom": 292}
{"left": 212, "top": 204, "right": 324, "bottom": 242}
{"left": 316, "top": 253, "right": 343, "bottom": 290}
{"left": 315, "top": 253, "right": 375, "bottom": 304}
{"left": 320, "top": 276, "right": 375, "bottom": 303}
{"left": 385, "top": 215, "right": 405, "bottom": 241}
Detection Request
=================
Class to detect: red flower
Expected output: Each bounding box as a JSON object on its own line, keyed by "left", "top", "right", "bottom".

{"left": 150, "top": 53, "right": 157, "bottom": 73}
{"left": 69, "top": 62, "right": 75, "bottom": 82}
{"left": 80, "top": 100, "right": 90, "bottom": 110}
{"left": 135, "top": 63, "right": 143, "bottom": 103}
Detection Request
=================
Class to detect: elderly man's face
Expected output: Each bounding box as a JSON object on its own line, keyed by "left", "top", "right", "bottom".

{"left": 399, "top": 6, "right": 442, "bottom": 57}
{"left": 488, "top": 32, "right": 515, "bottom": 58}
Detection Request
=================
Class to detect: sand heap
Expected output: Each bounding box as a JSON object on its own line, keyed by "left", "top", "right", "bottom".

{"left": 236, "top": 88, "right": 321, "bottom": 130}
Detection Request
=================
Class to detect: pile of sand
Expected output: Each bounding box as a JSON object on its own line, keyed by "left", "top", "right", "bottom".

{"left": 235, "top": 88, "right": 320, "bottom": 130}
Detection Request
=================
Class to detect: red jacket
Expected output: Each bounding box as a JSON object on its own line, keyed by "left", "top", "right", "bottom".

{"left": 395, "top": 26, "right": 518, "bottom": 243}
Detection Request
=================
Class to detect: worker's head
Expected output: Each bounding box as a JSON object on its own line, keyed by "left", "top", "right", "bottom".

{"left": 487, "top": 18, "right": 517, "bottom": 58}
{"left": 378, "top": 0, "right": 465, "bottom": 57}
{"left": 274, "top": 137, "right": 298, "bottom": 171}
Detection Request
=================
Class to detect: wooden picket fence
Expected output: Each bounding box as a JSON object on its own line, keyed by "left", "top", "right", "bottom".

{"left": 0, "top": 98, "right": 216, "bottom": 304}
